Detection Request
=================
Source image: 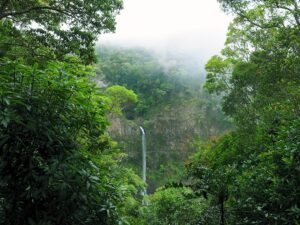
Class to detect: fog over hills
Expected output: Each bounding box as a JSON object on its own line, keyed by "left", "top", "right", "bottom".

{"left": 97, "top": 0, "right": 233, "bottom": 76}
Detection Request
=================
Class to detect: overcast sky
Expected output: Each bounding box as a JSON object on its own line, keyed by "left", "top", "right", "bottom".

{"left": 98, "top": 0, "right": 232, "bottom": 69}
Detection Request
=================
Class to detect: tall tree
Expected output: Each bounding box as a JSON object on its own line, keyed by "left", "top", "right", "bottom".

{"left": 0, "top": 1, "right": 146, "bottom": 225}
{"left": 0, "top": 0, "right": 123, "bottom": 63}
{"left": 189, "top": 0, "right": 300, "bottom": 224}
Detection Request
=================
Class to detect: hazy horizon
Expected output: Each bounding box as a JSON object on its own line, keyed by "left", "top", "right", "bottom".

{"left": 97, "top": 0, "right": 233, "bottom": 73}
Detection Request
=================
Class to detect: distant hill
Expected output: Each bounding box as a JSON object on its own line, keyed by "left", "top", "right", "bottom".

{"left": 96, "top": 45, "right": 232, "bottom": 192}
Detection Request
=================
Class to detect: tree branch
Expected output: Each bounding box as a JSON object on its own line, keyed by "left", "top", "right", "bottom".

{"left": 0, "top": 6, "right": 72, "bottom": 20}
{"left": 275, "top": 1, "right": 300, "bottom": 28}
{"left": 292, "top": 0, "right": 300, "bottom": 28}
{"left": 236, "top": 10, "right": 279, "bottom": 29}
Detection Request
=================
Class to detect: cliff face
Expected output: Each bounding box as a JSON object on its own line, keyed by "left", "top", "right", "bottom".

{"left": 108, "top": 94, "right": 231, "bottom": 192}
{"left": 97, "top": 45, "right": 232, "bottom": 192}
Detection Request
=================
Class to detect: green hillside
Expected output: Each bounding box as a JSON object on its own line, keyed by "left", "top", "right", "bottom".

{"left": 96, "top": 46, "right": 232, "bottom": 191}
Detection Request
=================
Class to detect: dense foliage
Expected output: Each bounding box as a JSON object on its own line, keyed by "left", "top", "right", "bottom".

{"left": 0, "top": 1, "right": 146, "bottom": 224}
{"left": 140, "top": 187, "right": 205, "bottom": 225}
{"left": 1, "top": 0, "right": 299, "bottom": 224}
{"left": 97, "top": 46, "right": 192, "bottom": 116}
{"left": 0, "top": 58, "right": 143, "bottom": 225}
{"left": 96, "top": 46, "right": 232, "bottom": 191}
{"left": 0, "top": 0, "right": 122, "bottom": 63}
{"left": 187, "top": 0, "right": 300, "bottom": 224}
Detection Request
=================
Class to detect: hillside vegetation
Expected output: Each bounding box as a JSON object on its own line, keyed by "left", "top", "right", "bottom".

{"left": 96, "top": 46, "right": 231, "bottom": 191}
{"left": 0, "top": 0, "right": 299, "bottom": 224}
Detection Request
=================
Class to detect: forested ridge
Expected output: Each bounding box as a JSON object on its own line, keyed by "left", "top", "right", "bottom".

{"left": 95, "top": 45, "right": 231, "bottom": 192}
{"left": 0, "top": 0, "right": 300, "bottom": 225}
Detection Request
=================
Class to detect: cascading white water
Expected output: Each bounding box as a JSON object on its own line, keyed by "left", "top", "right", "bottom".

{"left": 139, "top": 126, "right": 147, "bottom": 196}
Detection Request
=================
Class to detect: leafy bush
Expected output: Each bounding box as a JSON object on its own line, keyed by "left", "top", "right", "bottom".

{"left": 0, "top": 58, "right": 142, "bottom": 225}
{"left": 140, "top": 187, "right": 206, "bottom": 225}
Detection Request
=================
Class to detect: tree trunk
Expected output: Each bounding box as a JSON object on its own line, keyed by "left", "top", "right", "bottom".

{"left": 220, "top": 199, "right": 225, "bottom": 225}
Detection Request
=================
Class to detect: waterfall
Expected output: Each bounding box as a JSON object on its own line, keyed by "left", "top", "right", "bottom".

{"left": 139, "top": 126, "right": 147, "bottom": 196}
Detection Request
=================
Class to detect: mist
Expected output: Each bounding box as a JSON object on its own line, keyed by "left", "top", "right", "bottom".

{"left": 97, "top": 0, "right": 233, "bottom": 76}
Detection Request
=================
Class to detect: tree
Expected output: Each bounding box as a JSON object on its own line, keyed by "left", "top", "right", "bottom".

{"left": 206, "top": 0, "right": 300, "bottom": 132}
{"left": 0, "top": 1, "right": 147, "bottom": 224}
{"left": 0, "top": 0, "right": 123, "bottom": 63}
{"left": 0, "top": 57, "right": 143, "bottom": 225}
{"left": 187, "top": 136, "right": 240, "bottom": 225}
{"left": 105, "top": 85, "right": 138, "bottom": 116}
{"left": 141, "top": 187, "right": 206, "bottom": 225}
{"left": 97, "top": 46, "right": 183, "bottom": 116}
{"left": 188, "top": 0, "right": 300, "bottom": 224}
{"left": 217, "top": 0, "right": 300, "bottom": 29}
